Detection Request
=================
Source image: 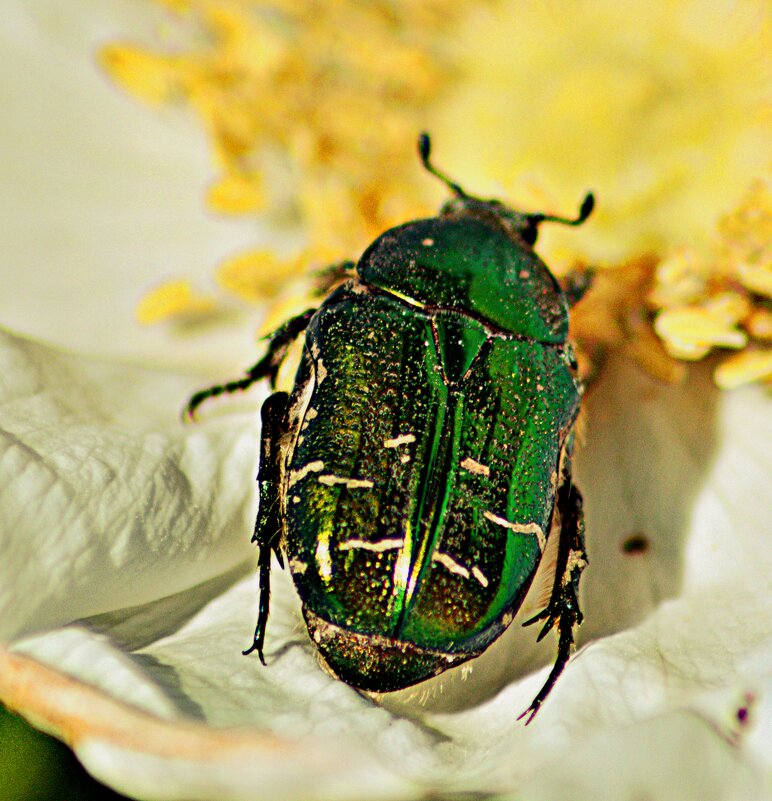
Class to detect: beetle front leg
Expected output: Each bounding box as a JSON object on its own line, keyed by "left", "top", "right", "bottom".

{"left": 561, "top": 268, "right": 594, "bottom": 307}
{"left": 312, "top": 260, "right": 356, "bottom": 295}
{"left": 518, "top": 479, "right": 587, "bottom": 723}
{"left": 185, "top": 308, "right": 316, "bottom": 419}
{"left": 243, "top": 390, "right": 289, "bottom": 664}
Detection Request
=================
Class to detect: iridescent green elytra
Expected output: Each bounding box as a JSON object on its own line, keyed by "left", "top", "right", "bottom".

{"left": 187, "top": 134, "right": 593, "bottom": 722}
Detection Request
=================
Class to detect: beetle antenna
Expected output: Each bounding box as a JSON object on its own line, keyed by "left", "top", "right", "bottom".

{"left": 531, "top": 193, "right": 595, "bottom": 228}
{"left": 418, "top": 133, "right": 468, "bottom": 198}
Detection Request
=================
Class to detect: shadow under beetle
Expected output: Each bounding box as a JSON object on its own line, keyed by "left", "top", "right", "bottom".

{"left": 188, "top": 134, "right": 594, "bottom": 722}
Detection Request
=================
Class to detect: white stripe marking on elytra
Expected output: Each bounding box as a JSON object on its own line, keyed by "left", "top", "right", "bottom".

{"left": 483, "top": 511, "right": 546, "bottom": 552}
{"left": 288, "top": 460, "right": 325, "bottom": 487}
{"left": 317, "top": 475, "right": 374, "bottom": 489}
{"left": 338, "top": 538, "right": 405, "bottom": 552}
{"left": 460, "top": 457, "right": 490, "bottom": 477}
{"left": 471, "top": 566, "right": 489, "bottom": 588}
{"left": 432, "top": 551, "right": 470, "bottom": 580}
{"left": 383, "top": 433, "right": 416, "bottom": 448}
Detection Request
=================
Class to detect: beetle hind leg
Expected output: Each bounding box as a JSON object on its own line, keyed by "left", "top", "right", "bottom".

{"left": 518, "top": 480, "right": 587, "bottom": 724}
{"left": 243, "top": 390, "right": 289, "bottom": 664}
{"left": 184, "top": 308, "right": 316, "bottom": 419}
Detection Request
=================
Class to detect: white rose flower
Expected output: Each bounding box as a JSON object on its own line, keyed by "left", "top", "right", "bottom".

{"left": 1, "top": 2, "right": 769, "bottom": 800}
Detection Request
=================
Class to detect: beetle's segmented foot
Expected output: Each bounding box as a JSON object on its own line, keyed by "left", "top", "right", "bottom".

{"left": 518, "top": 587, "right": 582, "bottom": 724}
{"left": 183, "top": 310, "right": 316, "bottom": 420}
{"left": 517, "top": 609, "right": 576, "bottom": 725}
{"left": 518, "top": 580, "right": 582, "bottom": 724}
{"left": 242, "top": 391, "right": 290, "bottom": 669}
{"left": 184, "top": 373, "right": 262, "bottom": 420}
{"left": 518, "top": 480, "right": 586, "bottom": 723}
{"left": 522, "top": 579, "right": 582, "bottom": 643}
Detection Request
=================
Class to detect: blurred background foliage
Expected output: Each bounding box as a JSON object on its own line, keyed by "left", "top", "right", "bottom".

{"left": 0, "top": 705, "right": 131, "bottom": 801}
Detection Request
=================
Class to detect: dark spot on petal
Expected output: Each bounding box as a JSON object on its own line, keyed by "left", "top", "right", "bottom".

{"left": 737, "top": 692, "right": 755, "bottom": 726}
{"left": 622, "top": 533, "right": 649, "bottom": 554}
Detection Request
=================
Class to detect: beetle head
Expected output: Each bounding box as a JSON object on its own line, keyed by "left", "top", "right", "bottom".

{"left": 418, "top": 132, "right": 594, "bottom": 247}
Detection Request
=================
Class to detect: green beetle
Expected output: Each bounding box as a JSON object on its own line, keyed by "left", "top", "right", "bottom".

{"left": 188, "top": 134, "right": 593, "bottom": 722}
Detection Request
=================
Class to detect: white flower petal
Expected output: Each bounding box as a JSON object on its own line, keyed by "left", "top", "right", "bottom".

{"left": 1, "top": 7, "right": 770, "bottom": 797}
{"left": 3, "top": 344, "right": 768, "bottom": 800}
{"left": 0, "top": 648, "right": 415, "bottom": 801}
{"left": 13, "top": 627, "right": 181, "bottom": 721}
{"left": 575, "top": 355, "right": 772, "bottom": 642}
{"left": 516, "top": 711, "right": 764, "bottom": 801}
{"left": 0, "top": 327, "right": 259, "bottom": 641}
{"left": 0, "top": 0, "right": 261, "bottom": 372}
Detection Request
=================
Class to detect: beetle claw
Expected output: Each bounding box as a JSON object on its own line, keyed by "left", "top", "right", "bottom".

{"left": 183, "top": 391, "right": 207, "bottom": 422}
{"left": 517, "top": 703, "right": 541, "bottom": 725}
{"left": 242, "top": 641, "right": 267, "bottom": 665}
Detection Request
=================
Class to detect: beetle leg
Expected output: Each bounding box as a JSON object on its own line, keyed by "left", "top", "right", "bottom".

{"left": 561, "top": 268, "right": 594, "bottom": 307}
{"left": 243, "top": 390, "right": 289, "bottom": 664}
{"left": 312, "top": 260, "right": 356, "bottom": 296}
{"left": 184, "top": 308, "right": 316, "bottom": 419}
{"left": 518, "top": 479, "right": 587, "bottom": 723}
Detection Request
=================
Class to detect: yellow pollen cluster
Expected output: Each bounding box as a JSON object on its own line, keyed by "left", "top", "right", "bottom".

{"left": 569, "top": 178, "right": 771, "bottom": 389}
{"left": 104, "top": 0, "right": 769, "bottom": 390}
{"left": 101, "top": 0, "right": 463, "bottom": 325}
{"left": 649, "top": 177, "right": 772, "bottom": 388}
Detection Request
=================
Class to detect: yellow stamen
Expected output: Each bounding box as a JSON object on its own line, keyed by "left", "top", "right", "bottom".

{"left": 216, "top": 251, "right": 303, "bottom": 303}
{"left": 746, "top": 309, "right": 772, "bottom": 341}
{"left": 714, "top": 350, "right": 772, "bottom": 390}
{"left": 99, "top": 45, "right": 182, "bottom": 105}
{"left": 136, "top": 281, "right": 216, "bottom": 324}
{"left": 207, "top": 171, "right": 265, "bottom": 214}
{"left": 105, "top": 1, "right": 767, "bottom": 390}
{"left": 655, "top": 307, "right": 747, "bottom": 360}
